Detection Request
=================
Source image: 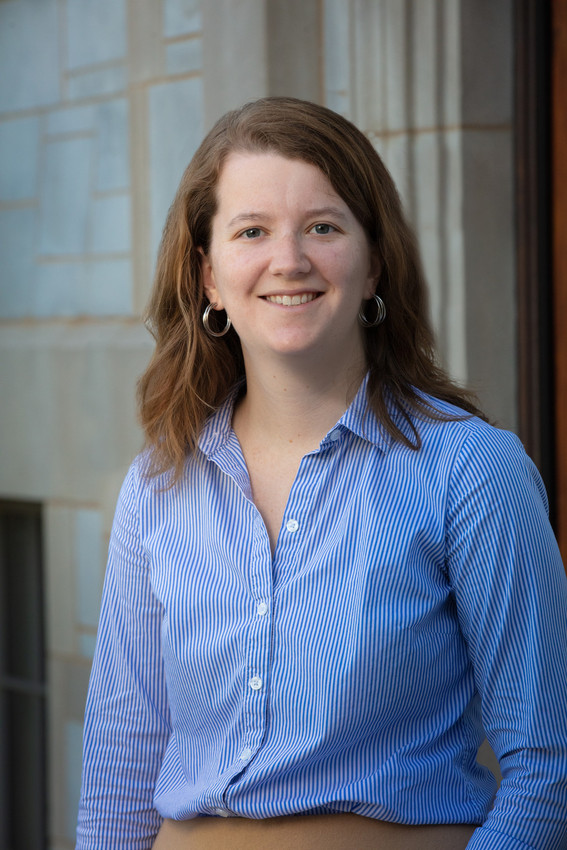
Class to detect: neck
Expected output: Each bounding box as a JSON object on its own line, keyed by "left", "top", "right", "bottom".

{"left": 234, "top": 348, "right": 366, "bottom": 450}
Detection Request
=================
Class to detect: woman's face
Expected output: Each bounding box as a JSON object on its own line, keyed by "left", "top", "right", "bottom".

{"left": 201, "top": 152, "right": 378, "bottom": 371}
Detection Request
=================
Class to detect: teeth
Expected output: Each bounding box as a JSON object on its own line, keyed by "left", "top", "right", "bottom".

{"left": 266, "top": 293, "right": 317, "bottom": 305}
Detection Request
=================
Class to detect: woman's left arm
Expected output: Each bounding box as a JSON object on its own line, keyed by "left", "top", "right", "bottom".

{"left": 446, "top": 427, "right": 567, "bottom": 850}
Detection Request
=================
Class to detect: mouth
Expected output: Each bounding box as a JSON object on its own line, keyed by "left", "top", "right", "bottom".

{"left": 263, "top": 292, "right": 321, "bottom": 306}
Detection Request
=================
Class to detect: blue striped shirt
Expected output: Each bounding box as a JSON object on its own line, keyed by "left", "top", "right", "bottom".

{"left": 77, "top": 378, "right": 567, "bottom": 849}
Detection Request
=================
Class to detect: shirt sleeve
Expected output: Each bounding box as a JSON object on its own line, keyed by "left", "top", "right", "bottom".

{"left": 444, "top": 427, "right": 567, "bottom": 850}
{"left": 76, "top": 460, "right": 171, "bottom": 850}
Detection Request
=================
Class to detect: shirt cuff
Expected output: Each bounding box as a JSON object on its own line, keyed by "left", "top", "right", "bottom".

{"left": 467, "top": 826, "right": 536, "bottom": 850}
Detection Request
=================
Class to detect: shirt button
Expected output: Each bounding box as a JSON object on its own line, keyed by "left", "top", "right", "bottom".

{"left": 286, "top": 519, "right": 299, "bottom": 533}
{"left": 215, "top": 808, "right": 230, "bottom": 817}
{"left": 329, "top": 429, "right": 341, "bottom": 441}
{"left": 256, "top": 601, "right": 268, "bottom": 616}
{"left": 249, "top": 676, "right": 262, "bottom": 690}
{"left": 239, "top": 747, "right": 253, "bottom": 761}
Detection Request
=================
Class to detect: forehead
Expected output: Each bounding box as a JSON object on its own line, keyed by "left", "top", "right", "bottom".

{"left": 214, "top": 151, "right": 344, "bottom": 209}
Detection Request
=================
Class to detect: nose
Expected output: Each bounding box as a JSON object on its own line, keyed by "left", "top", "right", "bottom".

{"left": 268, "top": 233, "right": 311, "bottom": 277}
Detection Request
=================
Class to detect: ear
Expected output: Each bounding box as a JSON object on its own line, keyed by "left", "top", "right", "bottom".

{"left": 199, "top": 248, "right": 224, "bottom": 310}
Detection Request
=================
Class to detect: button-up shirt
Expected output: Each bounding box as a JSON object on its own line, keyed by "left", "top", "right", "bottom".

{"left": 76, "top": 379, "right": 567, "bottom": 850}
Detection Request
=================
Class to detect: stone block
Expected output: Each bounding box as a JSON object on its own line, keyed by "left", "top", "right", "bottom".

{"left": 461, "top": 0, "right": 513, "bottom": 126}
{"left": 0, "top": 208, "right": 37, "bottom": 317}
{"left": 67, "top": 65, "right": 127, "bottom": 100}
{"left": 383, "top": 0, "right": 409, "bottom": 132}
{"left": 0, "top": 323, "right": 151, "bottom": 502}
{"left": 438, "top": 0, "right": 462, "bottom": 127}
{"left": 47, "top": 105, "right": 96, "bottom": 136}
{"left": 34, "top": 261, "right": 87, "bottom": 317}
{"left": 44, "top": 504, "right": 77, "bottom": 656}
{"left": 166, "top": 37, "right": 203, "bottom": 75}
{"left": 351, "top": 0, "right": 385, "bottom": 131}
{"left": 373, "top": 132, "right": 412, "bottom": 218}
{"left": 85, "top": 259, "right": 133, "bottom": 315}
{"left": 90, "top": 195, "right": 131, "bottom": 255}
{"left": 412, "top": 131, "right": 442, "bottom": 328}
{"left": 462, "top": 128, "right": 516, "bottom": 428}
{"left": 66, "top": 720, "right": 84, "bottom": 841}
{"left": 75, "top": 509, "right": 104, "bottom": 629}
{"left": 410, "top": 0, "right": 438, "bottom": 129}
{"left": 323, "top": 0, "right": 351, "bottom": 117}
{"left": 0, "top": 116, "right": 40, "bottom": 201}
{"left": 95, "top": 99, "right": 130, "bottom": 193}
{"left": 39, "top": 138, "right": 93, "bottom": 256}
{"left": 439, "top": 128, "right": 467, "bottom": 383}
{"left": 0, "top": 332, "right": 55, "bottom": 498}
{"left": 267, "top": 0, "right": 320, "bottom": 103}
{"left": 79, "top": 632, "right": 97, "bottom": 660}
{"left": 0, "top": 0, "right": 60, "bottom": 113}
{"left": 202, "top": 0, "right": 268, "bottom": 130}
{"left": 149, "top": 76, "right": 203, "bottom": 264}
{"left": 163, "top": 0, "right": 202, "bottom": 37}
{"left": 47, "top": 657, "right": 91, "bottom": 843}
{"left": 66, "top": 0, "right": 127, "bottom": 70}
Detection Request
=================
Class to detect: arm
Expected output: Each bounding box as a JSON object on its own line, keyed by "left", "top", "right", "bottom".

{"left": 445, "top": 428, "right": 567, "bottom": 850}
{"left": 76, "top": 461, "right": 171, "bottom": 850}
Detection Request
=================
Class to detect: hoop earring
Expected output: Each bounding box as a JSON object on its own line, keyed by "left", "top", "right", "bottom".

{"left": 358, "top": 294, "right": 386, "bottom": 327}
{"left": 202, "top": 302, "right": 232, "bottom": 337}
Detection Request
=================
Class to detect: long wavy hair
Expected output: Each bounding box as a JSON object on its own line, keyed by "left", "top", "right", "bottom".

{"left": 138, "top": 96, "right": 486, "bottom": 478}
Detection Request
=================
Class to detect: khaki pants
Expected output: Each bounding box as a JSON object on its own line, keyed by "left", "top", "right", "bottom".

{"left": 152, "top": 813, "right": 477, "bottom": 850}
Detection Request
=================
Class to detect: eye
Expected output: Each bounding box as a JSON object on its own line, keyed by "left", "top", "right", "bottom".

{"left": 240, "top": 227, "right": 263, "bottom": 239}
{"left": 310, "top": 223, "right": 335, "bottom": 235}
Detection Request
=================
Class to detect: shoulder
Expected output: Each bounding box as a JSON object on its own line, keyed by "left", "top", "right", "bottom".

{"left": 406, "top": 393, "right": 548, "bottom": 507}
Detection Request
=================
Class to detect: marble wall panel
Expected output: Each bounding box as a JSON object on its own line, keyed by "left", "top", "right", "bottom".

{"left": 382, "top": 0, "right": 409, "bottom": 132}
{"left": 462, "top": 127, "right": 516, "bottom": 428}
{"left": 0, "top": 332, "right": 56, "bottom": 498}
{"left": 202, "top": 0, "right": 268, "bottom": 130}
{"left": 323, "top": 0, "right": 351, "bottom": 116}
{"left": 66, "top": 0, "right": 127, "bottom": 70}
{"left": 79, "top": 633, "right": 97, "bottom": 660}
{"left": 39, "top": 137, "right": 93, "bottom": 256}
{"left": 34, "top": 262, "right": 87, "bottom": 317}
{"left": 164, "top": 0, "right": 202, "bottom": 38}
{"left": 75, "top": 509, "right": 104, "bottom": 628}
{"left": 410, "top": 0, "right": 440, "bottom": 129}
{"left": 460, "top": 0, "right": 513, "bottom": 125}
{"left": 0, "top": 0, "right": 60, "bottom": 113}
{"left": 166, "top": 37, "right": 203, "bottom": 75}
{"left": 65, "top": 720, "right": 84, "bottom": 842}
{"left": 44, "top": 505, "right": 77, "bottom": 656}
{"left": 0, "top": 208, "right": 38, "bottom": 317}
{"left": 89, "top": 196, "right": 131, "bottom": 255}
{"left": 48, "top": 658, "right": 91, "bottom": 845}
{"left": 149, "top": 76, "right": 204, "bottom": 263}
{"left": 0, "top": 116, "right": 40, "bottom": 200}
{"left": 67, "top": 65, "right": 127, "bottom": 101}
{"left": 94, "top": 100, "right": 130, "bottom": 193}
{"left": 46, "top": 105, "right": 96, "bottom": 135}
{"left": 85, "top": 259, "right": 133, "bottom": 315}
{"left": 0, "top": 325, "right": 150, "bottom": 501}
{"left": 412, "top": 131, "right": 443, "bottom": 331}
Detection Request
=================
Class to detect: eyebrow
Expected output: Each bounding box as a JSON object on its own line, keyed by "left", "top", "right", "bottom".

{"left": 225, "top": 207, "right": 350, "bottom": 229}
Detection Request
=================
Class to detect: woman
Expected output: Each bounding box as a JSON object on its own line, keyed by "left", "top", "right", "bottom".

{"left": 76, "top": 97, "right": 567, "bottom": 850}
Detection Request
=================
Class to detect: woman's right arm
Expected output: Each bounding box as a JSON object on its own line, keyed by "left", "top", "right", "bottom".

{"left": 76, "top": 461, "right": 171, "bottom": 850}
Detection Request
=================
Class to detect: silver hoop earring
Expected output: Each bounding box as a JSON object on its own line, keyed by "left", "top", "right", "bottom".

{"left": 202, "top": 302, "right": 231, "bottom": 337}
{"left": 358, "top": 294, "right": 386, "bottom": 328}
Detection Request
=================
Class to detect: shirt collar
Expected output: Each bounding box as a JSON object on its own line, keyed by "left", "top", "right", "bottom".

{"left": 198, "top": 373, "right": 395, "bottom": 459}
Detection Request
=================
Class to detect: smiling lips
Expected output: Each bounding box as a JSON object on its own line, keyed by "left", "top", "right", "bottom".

{"left": 264, "top": 292, "right": 320, "bottom": 306}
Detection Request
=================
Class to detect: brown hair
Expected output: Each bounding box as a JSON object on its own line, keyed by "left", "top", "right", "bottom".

{"left": 138, "top": 96, "right": 486, "bottom": 478}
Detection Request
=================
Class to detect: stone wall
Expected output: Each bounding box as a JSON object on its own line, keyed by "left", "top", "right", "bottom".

{"left": 0, "top": 1, "right": 513, "bottom": 846}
